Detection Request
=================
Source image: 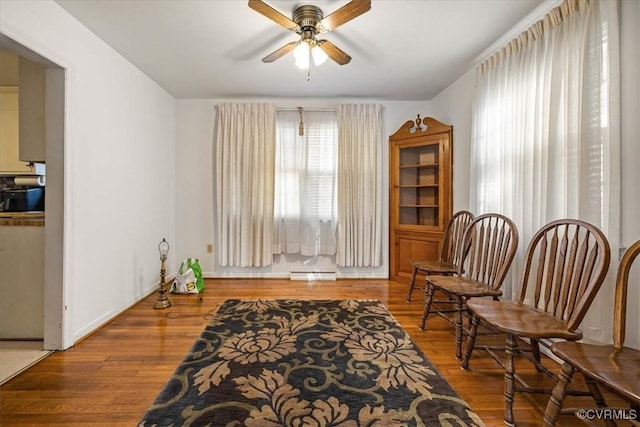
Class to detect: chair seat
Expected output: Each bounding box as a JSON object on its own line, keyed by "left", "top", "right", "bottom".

{"left": 410, "top": 259, "right": 457, "bottom": 274}
{"left": 466, "top": 299, "right": 582, "bottom": 340}
{"left": 427, "top": 276, "right": 503, "bottom": 297}
{"left": 551, "top": 342, "right": 640, "bottom": 403}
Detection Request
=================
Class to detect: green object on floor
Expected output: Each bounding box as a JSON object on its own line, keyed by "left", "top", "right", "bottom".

{"left": 170, "top": 258, "right": 205, "bottom": 294}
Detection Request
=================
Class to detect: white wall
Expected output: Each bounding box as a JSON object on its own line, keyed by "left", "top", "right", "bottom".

{"left": 175, "top": 99, "right": 430, "bottom": 278}
{"left": 430, "top": 0, "right": 640, "bottom": 348}
{"left": 430, "top": 70, "right": 475, "bottom": 211}
{"left": 0, "top": 0, "right": 177, "bottom": 346}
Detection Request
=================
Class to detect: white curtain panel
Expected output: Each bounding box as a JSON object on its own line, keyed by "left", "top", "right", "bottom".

{"left": 273, "top": 110, "right": 338, "bottom": 256}
{"left": 471, "top": 0, "right": 620, "bottom": 340}
{"left": 336, "top": 104, "right": 384, "bottom": 267}
{"left": 215, "top": 103, "right": 276, "bottom": 267}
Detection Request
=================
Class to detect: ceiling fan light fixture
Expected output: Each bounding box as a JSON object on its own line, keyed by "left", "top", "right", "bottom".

{"left": 293, "top": 41, "right": 310, "bottom": 69}
{"left": 311, "top": 43, "right": 328, "bottom": 66}
{"left": 294, "top": 40, "right": 328, "bottom": 69}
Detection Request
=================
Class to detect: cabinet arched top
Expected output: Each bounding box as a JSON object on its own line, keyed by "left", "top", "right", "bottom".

{"left": 390, "top": 115, "right": 452, "bottom": 139}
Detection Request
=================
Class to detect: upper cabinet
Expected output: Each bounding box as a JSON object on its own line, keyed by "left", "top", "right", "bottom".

{"left": 0, "top": 87, "right": 32, "bottom": 174}
{"left": 389, "top": 116, "right": 453, "bottom": 282}
{"left": 18, "top": 57, "right": 46, "bottom": 163}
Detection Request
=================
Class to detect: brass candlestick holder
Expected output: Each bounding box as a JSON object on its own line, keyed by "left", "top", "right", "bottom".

{"left": 154, "top": 238, "right": 172, "bottom": 309}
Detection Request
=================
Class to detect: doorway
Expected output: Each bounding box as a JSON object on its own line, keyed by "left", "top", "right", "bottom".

{"left": 0, "top": 34, "right": 67, "bottom": 351}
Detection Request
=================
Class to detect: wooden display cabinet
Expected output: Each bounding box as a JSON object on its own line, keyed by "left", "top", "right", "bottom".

{"left": 389, "top": 115, "right": 452, "bottom": 282}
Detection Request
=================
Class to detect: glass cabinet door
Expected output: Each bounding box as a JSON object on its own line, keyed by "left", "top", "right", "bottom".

{"left": 397, "top": 143, "right": 439, "bottom": 226}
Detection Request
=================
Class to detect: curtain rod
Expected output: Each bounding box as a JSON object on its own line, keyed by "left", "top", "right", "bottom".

{"left": 276, "top": 108, "right": 336, "bottom": 112}
{"left": 476, "top": 0, "right": 573, "bottom": 71}
{"left": 470, "top": 0, "right": 561, "bottom": 68}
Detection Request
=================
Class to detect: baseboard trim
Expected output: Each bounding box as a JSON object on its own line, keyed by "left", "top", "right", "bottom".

{"left": 290, "top": 271, "right": 337, "bottom": 281}
{"left": 202, "top": 272, "right": 389, "bottom": 280}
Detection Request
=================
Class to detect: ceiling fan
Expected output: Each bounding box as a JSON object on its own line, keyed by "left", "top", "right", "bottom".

{"left": 248, "top": 0, "right": 371, "bottom": 67}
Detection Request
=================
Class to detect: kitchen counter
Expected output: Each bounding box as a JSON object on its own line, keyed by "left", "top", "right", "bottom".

{"left": 0, "top": 211, "right": 45, "bottom": 226}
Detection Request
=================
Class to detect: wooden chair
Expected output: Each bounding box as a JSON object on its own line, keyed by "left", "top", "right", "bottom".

{"left": 543, "top": 240, "right": 640, "bottom": 426}
{"left": 406, "top": 210, "right": 475, "bottom": 302}
{"left": 420, "top": 213, "right": 519, "bottom": 359}
{"left": 462, "top": 219, "right": 611, "bottom": 427}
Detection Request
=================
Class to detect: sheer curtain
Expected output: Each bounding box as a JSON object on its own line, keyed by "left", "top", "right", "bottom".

{"left": 215, "top": 103, "right": 276, "bottom": 267}
{"left": 336, "top": 104, "right": 384, "bottom": 267}
{"left": 471, "top": 0, "right": 620, "bottom": 340}
{"left": 273, "top": 110, "right": 338, "bottom": 256}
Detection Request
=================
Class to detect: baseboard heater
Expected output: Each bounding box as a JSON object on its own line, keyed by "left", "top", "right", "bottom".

{"left": 290, "top": 271, "right": 337, "bottom": 281}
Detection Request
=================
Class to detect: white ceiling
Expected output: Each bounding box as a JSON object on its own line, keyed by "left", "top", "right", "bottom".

{"left": 54, "top": 0, "right": 549, "bottom": 100}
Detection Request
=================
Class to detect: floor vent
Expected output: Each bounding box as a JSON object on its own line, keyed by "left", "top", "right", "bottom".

{"left": 290, "top": 271, "right": 337, "bottom": 281}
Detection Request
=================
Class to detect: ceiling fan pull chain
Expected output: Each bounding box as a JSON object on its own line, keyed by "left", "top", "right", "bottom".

{"left": 298, "top": 107, "right": 304, "bottom": 136}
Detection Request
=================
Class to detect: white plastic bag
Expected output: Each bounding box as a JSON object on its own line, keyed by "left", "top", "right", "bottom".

{"left": 170, "top": 258, "right": 204, "bottom": 294}
{"left": 171, "top": 268, "right": 198, "bottom": 294}
{"left": 171, "top": 269, "right": 197, "bottom": 293}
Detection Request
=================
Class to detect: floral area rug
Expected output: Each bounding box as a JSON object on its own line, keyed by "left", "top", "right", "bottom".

{"left": 139, "top": 299, "right": 484, "bottom": 426}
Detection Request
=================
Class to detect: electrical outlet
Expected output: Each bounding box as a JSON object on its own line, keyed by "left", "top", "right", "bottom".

{"left": 207, "top": 244, "right": 213, "bottom": 253}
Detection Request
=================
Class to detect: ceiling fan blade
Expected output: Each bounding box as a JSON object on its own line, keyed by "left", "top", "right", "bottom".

{"left": 262, "top": 41, "right": 298, "bottom": 63}
{"left": 318, "top": 0, "right": 371, "bottom": 32}
{"left": 317, "top": 40, "right": 351, "bottom": 65}
{"left": 248, "top": 0, "right": 299, "bottom": 32}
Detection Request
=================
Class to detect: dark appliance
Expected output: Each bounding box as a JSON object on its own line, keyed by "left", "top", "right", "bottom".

{"left": 1, "top": 187, "right": 45, "bottom": 212}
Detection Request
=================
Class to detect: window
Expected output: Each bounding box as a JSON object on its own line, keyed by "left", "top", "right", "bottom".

{"left": 273, "top": 109, "right": 338, "bottom": 256}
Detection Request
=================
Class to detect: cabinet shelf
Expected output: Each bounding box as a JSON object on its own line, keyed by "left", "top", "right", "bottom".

{"left": 399, "top": 162, "right": 439, "bottom": 169}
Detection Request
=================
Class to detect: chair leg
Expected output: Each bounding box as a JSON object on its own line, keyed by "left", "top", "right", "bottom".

{"left": 407, "top": 266, "right": 419, "bottom": 302}
{"left": 543, "top": 362, "right": 575, "bottom": 427}
{"left": 455, "top": 296, "right": 464, "bottom": 360}
{"left": 504, "top": 333, "right": 517, "bottom": 427}
{"left": 530, "top": 339, "right": 544, "bottom": 372}
{"left": 584, "top": 377, "right": 607, "bottom": 408}
{"left": 461, "top": 315, "right": 480, "bottom": 370}
{"left": 419, "top": 281, "right": 436, "bottom": 330}
{"left": 583, "top": 377, "right": 617, "bottom": 427}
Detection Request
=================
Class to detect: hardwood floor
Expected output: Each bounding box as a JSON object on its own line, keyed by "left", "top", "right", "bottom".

{"left": 0, "top": 279, "right": 630, "bottom": 426}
